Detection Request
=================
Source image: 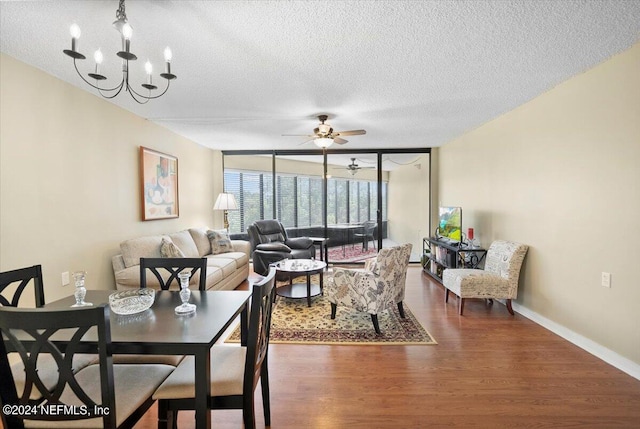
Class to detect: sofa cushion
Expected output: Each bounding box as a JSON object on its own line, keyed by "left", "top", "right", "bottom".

{"left": 207, "top": 230, "right": 233, "bottom": 255}
{"left": 188, "top": 228, "right": 211, "bottom": 257}
{"left": 168, "top": 230, "right": 199, "bottom": 257}
{"left": 207, "top": 251, "right": 249, "bottom": 270}
{"left": 205, "top": 256, "right": 237, "bottom": 277}
{"left": 160, "top": 237, "right": 186, "bottom": 258}
{"left": 120, "top": 235, "right": 165, "bottom": 268}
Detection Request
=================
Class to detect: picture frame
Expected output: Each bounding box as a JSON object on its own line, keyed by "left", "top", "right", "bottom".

{"left": 140, "top": 146, "right": 179, "bottom": 221}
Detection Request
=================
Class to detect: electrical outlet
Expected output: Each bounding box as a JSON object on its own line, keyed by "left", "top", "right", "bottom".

{"left": 62, "top": 271, "right": 70, "bottom": 286}
{"left": 601, "top": 272, "right": 611, "bottom": 288}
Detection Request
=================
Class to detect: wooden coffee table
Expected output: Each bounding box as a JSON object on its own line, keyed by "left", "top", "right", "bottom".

{"left": 274, "top": 259, "right": 327, "bottom": 307}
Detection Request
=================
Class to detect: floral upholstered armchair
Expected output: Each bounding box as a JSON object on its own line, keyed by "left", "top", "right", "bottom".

{"left": 324, "top": 243, "right": 412, "bottom": 334}
{"left": 442, "top": 240, "right": 528, "bottom": 315}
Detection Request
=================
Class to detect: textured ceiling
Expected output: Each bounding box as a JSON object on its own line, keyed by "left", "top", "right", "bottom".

{"left": 1, "top": 0, "right": 639, "bottom": 158}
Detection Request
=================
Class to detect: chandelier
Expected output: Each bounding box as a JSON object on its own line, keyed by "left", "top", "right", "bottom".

{"left": 63, "top": 0, "right": 176, "bottom": 104}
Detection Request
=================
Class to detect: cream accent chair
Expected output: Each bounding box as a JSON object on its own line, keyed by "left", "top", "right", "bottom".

{"left": 324, "top": 243, "right": 412, "bottom": 334}
{"left": 442, "top": 240, "right": 528, "bottom": 315}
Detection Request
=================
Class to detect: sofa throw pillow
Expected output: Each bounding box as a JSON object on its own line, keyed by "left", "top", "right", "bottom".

{"left": 206, "top": 230, "right": 233, "bottom": 255}
{"left": 160, "top": 237, "right": 185, "bottom": 258}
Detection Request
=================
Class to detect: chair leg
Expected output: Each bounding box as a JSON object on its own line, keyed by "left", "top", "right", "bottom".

{"left": 261, "top": 363, "right": 271, "bottom": 426}
{"left": 243, "top": 394, "right": 256, "bottom": 429}
{"left": 157, "top": 399, "right": 170, "bottom": 429}
{"left": 371, "top": 314, "right": 381, "bottom": 334}
{"left": 397, "top": 301, "right": 406, "bottom": 318}
{"left": 445, "top": 289, "right": 449, "bottom": 303}
{"left": 506, "top": 299, "right": 514, "bottom": 315}
{"left": 459, "top": 297, "right": 465, "bottom": 315}
{"left": 330, "top": 302, "right": 337, "bottom": 319}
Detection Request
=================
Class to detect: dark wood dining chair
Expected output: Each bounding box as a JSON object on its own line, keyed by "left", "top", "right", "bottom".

{"left": 0, "top": 264, "right": 45, "bottom": 307}
{"left": 0, "top": 305, "right": 175, "bottom": 429}
{"left": 1, "top": 265, "right": 97, "bottom": 397}
{"left": 153, "top": 267, "right": 278, "bottom": 429}
{"left": 140, "top": 257, "right": 208, "bottom": 291}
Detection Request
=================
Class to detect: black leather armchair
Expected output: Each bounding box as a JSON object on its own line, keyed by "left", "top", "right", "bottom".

{"left": 247, "top": 220, "right": 315, "bottom": 275}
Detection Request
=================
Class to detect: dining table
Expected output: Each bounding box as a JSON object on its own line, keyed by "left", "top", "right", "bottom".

{"left": 43, "top": 289, "right": 252, "bottom": 429}
{"left": 329, "top": 223, "right": 363, "bottom": 256}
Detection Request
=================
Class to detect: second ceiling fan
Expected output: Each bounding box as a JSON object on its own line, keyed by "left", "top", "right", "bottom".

{"left": 283, "top": 115, "right": 366, "bottom": 148}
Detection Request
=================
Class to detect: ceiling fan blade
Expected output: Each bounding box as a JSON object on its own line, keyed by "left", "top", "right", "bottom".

{"left": 334, "top": 129, "right": 366, "bottom": 137}
{"left": 282, "top": 134, "right": 316, "bottom": 137}
{"left": 333, "top": 137, "right": 348, "bottom": 145}
{"left": 296, "top": 137, "right": 316, "bottom": 146}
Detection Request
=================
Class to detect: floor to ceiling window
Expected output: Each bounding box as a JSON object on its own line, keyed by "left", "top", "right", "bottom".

{"left": 222, "top": 149, "right": 430, "bottom": 264}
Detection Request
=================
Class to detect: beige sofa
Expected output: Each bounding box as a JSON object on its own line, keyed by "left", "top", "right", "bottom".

{"left": 112, "top": 228, "right": 250, "bottom": 291}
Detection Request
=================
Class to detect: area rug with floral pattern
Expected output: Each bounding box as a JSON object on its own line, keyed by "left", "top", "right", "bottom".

{"left": 226, "top": 287, "right": 437, "bottom": 345}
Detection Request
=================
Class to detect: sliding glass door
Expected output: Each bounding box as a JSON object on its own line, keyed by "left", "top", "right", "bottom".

{"left": 221, "top": 149, "right": 430, "bottom": 265}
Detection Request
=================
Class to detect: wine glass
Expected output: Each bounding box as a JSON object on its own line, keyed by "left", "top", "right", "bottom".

{"left": 175, "top": 272, "right": 196, "bottom": 315}
{"left": 71, "top": 271, "right": 93, "bottom": 307}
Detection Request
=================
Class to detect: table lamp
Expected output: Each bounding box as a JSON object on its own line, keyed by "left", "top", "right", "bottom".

{"left": 213, "top": 193, "right": 238, "bottom": 231}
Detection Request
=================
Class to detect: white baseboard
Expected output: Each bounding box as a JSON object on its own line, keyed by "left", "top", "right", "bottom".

{"left": 511, "top": 302, "right": 640, "bottom": 381}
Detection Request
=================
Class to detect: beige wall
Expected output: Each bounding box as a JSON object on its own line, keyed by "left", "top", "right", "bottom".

{"left": 388, "top": 154, "right": 431, "bottom": 253}
{"left": 438, "top": 43, "right": 640, "bottom": 365}
{"left": 0, "top": 53, "right": 221, "bottom": 305}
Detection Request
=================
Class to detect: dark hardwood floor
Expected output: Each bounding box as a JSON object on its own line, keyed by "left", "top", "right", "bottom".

{"left": 135, "top": 266, "right": 640, "bottom": 427}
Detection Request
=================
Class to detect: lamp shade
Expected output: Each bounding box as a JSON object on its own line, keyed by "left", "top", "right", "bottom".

{"left": 213, "top": 193, "right": 238, "bottom": 211}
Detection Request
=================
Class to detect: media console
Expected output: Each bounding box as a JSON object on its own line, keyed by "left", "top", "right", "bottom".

{"left": 422, "top": 237, "right": 487, "bottom": 284}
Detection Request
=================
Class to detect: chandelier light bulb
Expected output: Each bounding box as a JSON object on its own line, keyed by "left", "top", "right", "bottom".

{"left": 94, "top": 49, "right": 103, "bottom": 64}
{"left": 122, "top": 23, "right": 133, "bottom": 40}
{"left": 164, "top": 47, "right": 172, "bottom": 62}
{"left": 144, "top": 60, "right": 153, "bottom": 85}
{"left": 70, "top": 23, "right": 81, "bottom": 39}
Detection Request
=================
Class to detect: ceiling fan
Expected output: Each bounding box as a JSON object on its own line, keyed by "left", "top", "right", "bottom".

{"left": 283, "top": 115, "right": 366, "bottom": 148}
{"left": 334, "top": 158, "right": 376, "bottom": 176}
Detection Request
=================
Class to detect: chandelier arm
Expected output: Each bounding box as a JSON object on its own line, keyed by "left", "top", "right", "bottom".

{"left": 97, "top": 80, "right": 127, "bottom": 100}
{"left": 126, "top": 88, "right": 152, "bottom": 105}
{"left": 72, "top": 59, "right": 126, "bottom": 93}
{"left": 128, "top": 80, "right": 172, "bottom": 100}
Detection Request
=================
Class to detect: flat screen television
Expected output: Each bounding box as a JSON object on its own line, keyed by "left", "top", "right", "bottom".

{"left": 438, "top": 206, "right": 462, "bottom": 242}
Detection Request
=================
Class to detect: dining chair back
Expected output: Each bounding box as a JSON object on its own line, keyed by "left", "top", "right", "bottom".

{"left": 0, "top": 305, "right": 174, "bottom": 429}
{"left": 0, "top": 265, "right": 44, "bottom": 308}
{"left": 140, "top": 257, "right": 208, "bottom": 291}
{"left": 154, "top": 267, "right": 278, "bottom": 429}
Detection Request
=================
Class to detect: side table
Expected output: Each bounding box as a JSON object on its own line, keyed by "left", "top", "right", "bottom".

{"left": 308, "top": 236, "right": 329, "bottom": 262}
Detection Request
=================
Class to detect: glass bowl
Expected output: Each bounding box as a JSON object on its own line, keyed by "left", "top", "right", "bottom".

{"left": 108, "top": 289, "right": 155, "bottom": 315}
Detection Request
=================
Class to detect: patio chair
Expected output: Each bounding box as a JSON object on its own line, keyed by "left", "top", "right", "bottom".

{"left": 354, "top": 220, "right": 377, "bottom": 251}
{"left": 0, "top": 305, "right": 174, "bottom": 429}
{"left": 324, "top": 243, "right": 412, "bottom": 334}
{"left": 153, "top": 267, "right": 277, "bottom": 429}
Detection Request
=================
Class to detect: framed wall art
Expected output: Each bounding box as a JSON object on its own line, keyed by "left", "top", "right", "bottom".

{"left": 140, "top": 146, "right": 179, "bottom": 221}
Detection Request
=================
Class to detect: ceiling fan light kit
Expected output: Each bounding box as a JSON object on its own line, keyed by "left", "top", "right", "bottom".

{"left": 314, "top": 137, "right": 334, "bottom": 148}
{"left": 62, "top": 0, "right": 176, "bottom": 104}
{"left": 285, "top": 114, "right": 366, "bottom": 148}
